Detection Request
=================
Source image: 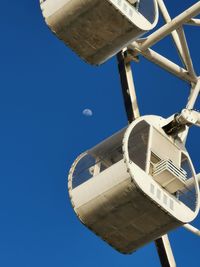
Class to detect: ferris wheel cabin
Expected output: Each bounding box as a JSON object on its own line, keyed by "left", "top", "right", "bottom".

{"left": 68, "top": 115, "right": 200, "bottom": 254}
{"left": 40, "top": 0, "right": 159, "bottom": 64}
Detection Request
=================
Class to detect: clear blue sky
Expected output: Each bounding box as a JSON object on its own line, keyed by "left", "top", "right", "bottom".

{"left": 0, "top": 1, "right": 200, "bottom": 266}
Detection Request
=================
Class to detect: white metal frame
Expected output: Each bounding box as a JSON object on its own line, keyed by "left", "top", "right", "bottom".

{"left": 128, "top": 1, "right": 200, "bottom": 84}
{"left": 124, "top": 0, "right": 200, "bottom": 150}
{"left": 118, "top": 2, "right": 200, "bottom": 267}
{"left": 122, "top": 115, "right": 200, "bottom": 223}
{"left": 41, "top": 0, "right": 200, "bottom": 266}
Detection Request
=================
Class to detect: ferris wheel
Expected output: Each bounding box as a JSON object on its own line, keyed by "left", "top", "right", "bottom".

{"left": 40, "top": 1, "right": 200, "bottom": 266}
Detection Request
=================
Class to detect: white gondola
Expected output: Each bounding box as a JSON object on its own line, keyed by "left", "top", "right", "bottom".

{"left": 39, "top": 0, "right": 200, "bottom": 263}
{"left": 40, "top": 0, "right": 159, "bottom": 65}
{"left": 68, "top": 115, "right": 200, "bottom": 254}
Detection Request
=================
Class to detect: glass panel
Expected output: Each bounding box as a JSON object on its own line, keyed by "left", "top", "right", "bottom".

{"left": 72, "top": 139, "right": 124, "bottom": 189}
{"left": 127, "top": 0, "right": 156, "bottom": 23}
{"left": 177, "top": 153, "right": 197, "bottom": 211}
{"left": 72, "top": 154, "right": 96, "bottom": 189}
{"left": 128, "top": 120, "right": 150, "bottom": 171}
{"left": 181, "top": 153, "right": 193, "bottom": 179}
{"left": 138, "top": 0, "right": 156, "bottom": 23}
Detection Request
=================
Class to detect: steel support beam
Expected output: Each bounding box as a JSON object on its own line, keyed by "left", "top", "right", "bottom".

{"left": 176, "top": 80, "right": 200, "bottom": 142}
{"left": 186, "top": 18, "right": 200, "bottom": 26}
{"left": 138, "top": 2, "right": 200, "bottom": 51}
{"left": 157, "top": 0, "right": 187, "bottom": 68}
{"left": 157, "top": 0, "right": 197, "bottom": 79}
{"left": 117, "top": 5, "right": 200, "bottom": 267}
{"left": 187, "top": 78, "right": 200, "bottom": 109}
{"left": 155, "top": 235, "right": 176, "bottom": 267}
{"left": 128, "top": 2, "right": 200, "bottom": 83}
{"left": 176, "top": 27, "right": 197, "bottom": 79}
{"left": 117, "top": 51, "right": 140, "bottom": 123}
{"left": 127, "top": 44, "right": 197, "bottom": 83}
{"left": 183, "top": 224, "right": 200, "bottom": 236}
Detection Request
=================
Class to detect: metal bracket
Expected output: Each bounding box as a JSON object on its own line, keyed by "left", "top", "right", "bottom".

{"left": 162, "top": 108, "right": 200, "bottom": 137}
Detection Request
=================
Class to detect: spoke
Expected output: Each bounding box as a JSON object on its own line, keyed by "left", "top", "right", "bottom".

{"left": 128, "top": 43, "right": 197, "bottom": 83}
{"left": 127, "top": 2, "right": 200, "bottom": 83}
{"left": 157, "top": 0, "right": 187, "bottom": 68}
{"left": 176, "top": 27, "right": 197, "bottom": 79}
{"left": 183, "top": 224, "right": 200, "bottom": 236}
{"left": 155, "top": 235, "right": 176, "bottom": 267}
{"left": 187, "top": 78, "right": 200, "bottom": 109}
{"left": 138, "top": 2, "right": 200, "bottom": 51}
{"left": 186, "top": 18, "right": 200, "bottom": 26}
{"left": 117, "top": 51, "right": 140, "bottom": 123}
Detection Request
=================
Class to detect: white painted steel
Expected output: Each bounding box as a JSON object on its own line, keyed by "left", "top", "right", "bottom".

{"left": 120, "top": 54, "right": 140, "bottom": 119}
{"left": 128, "top": 43, "right": 196, "bottom": 83}
{"left": 40, "top": 0, "right": 159, "bottom": 64}
{"left": 186, "top": 79, "right": 200, "bottom": 109}
{"left": 157, "top": 0, "right": 196, "bottom": 80}
{"left": 157, "top": 0, "right": 187, "bottom": 68}
{"left": 186, "top": 18, "right": 200, "bottom": 26}
{"left": 123, "top": 116, "right": 199, "bottom": 223}
{"left": 183, "top": 224, "right": 200, "bottom": 236}
{"left": 127, "top": 2, "right": 200, "bottom": 84}
{"left": 68, "top": 115, "right": 200, "bottom": 254}
{"left": 176, "top": 109, "right": 200, "bottom": 127}
{"left": 138, "top": 2, "right": 200, "bottom": 51}
{"left": 176, "top": 27, "right": 196, "bottom": 79}
{"left": 177, "top": 80, "right": 200, "bottom": 142}
{"left": 156, "top": 235, "right": 176, "bottom": 267}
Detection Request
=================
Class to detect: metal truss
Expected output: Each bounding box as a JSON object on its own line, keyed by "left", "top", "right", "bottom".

{"left": 117, "top": 2, "right": 200, "bottom": 267}
{"left": 128, "top": 1, "right": 200, "bottom": 85}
